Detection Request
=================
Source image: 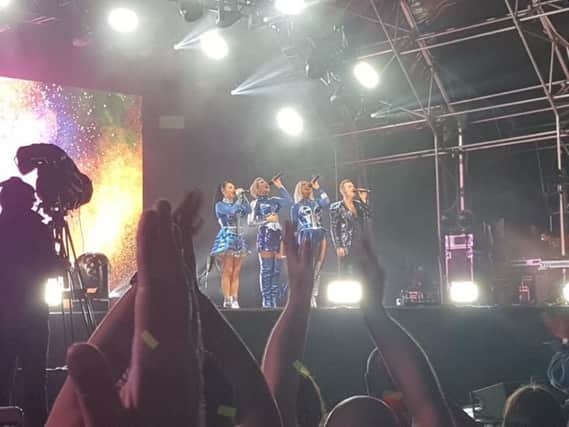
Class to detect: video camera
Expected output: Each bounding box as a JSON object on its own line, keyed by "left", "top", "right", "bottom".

{"left": 15, "top": 144, "right": 93, "bottom": 214}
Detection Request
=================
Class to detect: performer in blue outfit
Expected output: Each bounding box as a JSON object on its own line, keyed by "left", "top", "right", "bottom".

{"left": 291, "top": 177, "right": 330, "bottom": 307}
{"left": 211, "top": 181, "right": 251, "bottom": 309}
{"left": 248, "top": 176, "right": 292, "bottom": 308}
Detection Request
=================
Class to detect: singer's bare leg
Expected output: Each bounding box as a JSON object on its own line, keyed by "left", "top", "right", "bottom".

{"left": 221, "top": 255, "right": 234, "bottom": 307}
{"left": 230, "top": 256, "right": 243, "bottom": 308}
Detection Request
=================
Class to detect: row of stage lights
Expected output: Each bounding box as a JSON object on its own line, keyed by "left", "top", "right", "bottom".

{"left": 0, "top": 0, "right": 381, "bottom": 138}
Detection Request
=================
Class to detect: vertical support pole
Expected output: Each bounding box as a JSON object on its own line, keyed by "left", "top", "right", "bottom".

{"left": 458, "top": 126, "right": 466, "bottom": 212}
{"left": 434, "top": 131, "right": 445, "bottom": 303}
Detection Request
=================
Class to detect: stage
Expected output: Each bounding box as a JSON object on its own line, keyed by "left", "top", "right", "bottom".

{"left": 45, "top": 304, "right": 562, "bottom": 409}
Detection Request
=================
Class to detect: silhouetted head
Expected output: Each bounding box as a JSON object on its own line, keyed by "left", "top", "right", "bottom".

{"left": 0, "top": 177, "right": 35, "bottom": 212}
{"left": 323, "top": 396, "right": 399, "bottom": 427}
{"left": 502, "top": 385, "right": 565, "bottom": 427}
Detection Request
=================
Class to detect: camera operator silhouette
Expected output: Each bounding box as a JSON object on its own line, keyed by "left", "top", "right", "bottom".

{"left": 0, "top": 177, "right": 59, "bottom": 427}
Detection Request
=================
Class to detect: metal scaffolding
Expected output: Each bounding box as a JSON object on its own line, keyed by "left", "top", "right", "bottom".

{"left": 340, "top": 0, "right": 569, "bottom": 302}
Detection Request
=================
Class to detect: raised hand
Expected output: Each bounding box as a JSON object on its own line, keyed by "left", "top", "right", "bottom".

{"left": 358, "top": 238, "right": 386, "bottom": 310}
{"left": 47, "top": 198, "right": 204, "bottom": 427}
{"left": 283, "top": 221, "right": 315, "bottom": 302}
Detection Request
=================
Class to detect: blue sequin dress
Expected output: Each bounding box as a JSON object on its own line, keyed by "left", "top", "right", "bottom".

{"left": 210, "top": 196, "right": 251, "bottom": 257}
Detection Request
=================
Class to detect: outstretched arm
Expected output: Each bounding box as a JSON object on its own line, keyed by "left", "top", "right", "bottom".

{"left": 262, "top": 222, "right": 315, "bottom": 427}
{"left": 198, "top": 291, "right": 282, "bottom": 427}
{"left": 359, "top": 240, "right": 456, "bottom": 427}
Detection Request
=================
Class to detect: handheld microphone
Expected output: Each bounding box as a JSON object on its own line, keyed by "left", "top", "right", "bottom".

{"left": 310, "top": 175, "right": 320, "bottom": 184}
{"left": 356, "top": 188, "right": 372, "bottom": 193}
{"left": 269, "top": 172, "right": 283, "bottom": 186}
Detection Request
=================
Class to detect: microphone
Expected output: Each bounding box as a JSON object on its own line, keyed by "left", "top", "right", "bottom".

{"left": 310, "top": 175, "right": 320, "bottom": 184}
{"left": 269, "top": 172, "right": 283, "bottom": 186}
{"left": 356, "top": 188, "right": 372, "bottom": 193}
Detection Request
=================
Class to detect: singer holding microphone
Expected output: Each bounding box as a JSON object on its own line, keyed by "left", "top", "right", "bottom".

{"left": 210, "top": 181, "right": 251, "bottom": 309}
{"left": 330, "top": 179, "right": 372, "bottom": 276}
{"left": 248, "top": 174, "right": 292, "bottom": 308}
{"left": 291, "top": 176, "right": 330, "bottom": 307}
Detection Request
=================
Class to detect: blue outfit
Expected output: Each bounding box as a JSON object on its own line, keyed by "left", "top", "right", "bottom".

{"left": 249, "top": 187, "right": 292, "bottom": 308}
{"left": 291, "top": 188, "right": 330, "bottom": 303}
{"left": 291, "top": 189, "right": 331, "bottom": 245}
{"left": 210, "top": 196, "right": 251, "bottom": 257}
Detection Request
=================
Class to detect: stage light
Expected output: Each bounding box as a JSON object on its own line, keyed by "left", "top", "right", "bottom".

{"left": 107, "top": 7, "right": 139, "bottom": 34}
{"left": 562, "top": 282, "right": 569, "bottom": 303}
{"left": 200, "top": 29, "right": 229, "bottom": 60}
{"left": 449, "top": 281, "right": 479, "bottom": 304}
{"left": 276, "top": 107, "right": 304, "bottom": 137}
{"left": 326, "top": 279, "right": 362, "bottom": 305}
{"left": 275, "top": 0, "right": 305, "bottom": 15}
{"left": 353, "top": 61, "right": 380, "bottom": 89}
{"left": 45, "top": 277, "right": 64, "bottom": 307}
{"left": 0, "top": 0, "right": 12, "bottom": 9}
{"left": 178, "top": 0, "right": 203, "bottom": 22}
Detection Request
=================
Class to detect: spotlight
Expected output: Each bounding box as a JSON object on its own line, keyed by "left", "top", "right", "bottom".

{"left": 449, "top": 281, "right": 479, "bottom": 304}
{"left": 276, "top": 107, "right": 304, "bottom": 137}
{"left": 327, "top": 279, "right": 362, "bottom": 305}
{"left": 275, "top": 0, "right": 305, "bottom": 15}
{"left": 200, "top": 29, "right": 229, "bottom": 60}
{"left": 562, "top": 282, "right": 569, "bottom": 303}
{"left": 353, "top": 61, "right": 380, "bottom": 89}
{"left": 0, "top": 0, "right": 11, "bottom": 9}
{"left": 107, "top": 7, "right": 139, "bottom": 34}
{"left": 45, "top": 277, "right": 64, "bottom": 307}
{"left": 178, "top": 0, "right": 203, "bottom": 22}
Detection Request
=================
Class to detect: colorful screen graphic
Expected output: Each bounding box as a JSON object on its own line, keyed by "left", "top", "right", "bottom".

{"left": 0, "top": 76, "right": 143, "bottom": 291}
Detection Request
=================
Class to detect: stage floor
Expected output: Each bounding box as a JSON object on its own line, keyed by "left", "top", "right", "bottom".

{"left": 46, "top": 305, "right": 565, "bottom": 408}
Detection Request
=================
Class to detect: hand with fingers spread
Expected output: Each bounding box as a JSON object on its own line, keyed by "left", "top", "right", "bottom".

{"left": 47, "top": 197, "right": 204, "bottom": 427}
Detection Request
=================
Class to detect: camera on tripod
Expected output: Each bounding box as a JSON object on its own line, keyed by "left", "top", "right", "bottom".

{"left": 16, "top": 143, "right": 100, "bottom": 335}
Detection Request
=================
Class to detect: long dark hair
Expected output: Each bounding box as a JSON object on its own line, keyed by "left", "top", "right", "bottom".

{"left": 214, "top": 181, "right": 231, "bottom": 216}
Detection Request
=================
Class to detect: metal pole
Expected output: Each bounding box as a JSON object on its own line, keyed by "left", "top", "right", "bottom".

{"left": 450, "top": 80, "right": 565, "bottom": 107}
{"left": 458, "top": 127, "right": 466, "bottom": 212}
{"left": 372, "top": 92, "right": 569, "bottom": 122}
{"left": 368, "top": 0, "right": 431, "bottom": 120}
{"left": 359, "top": 6, "right": 569, "bottom": 60}
{"left": 348, "top": 130, "right": 563, "bottom": 166}
{"left": 434, "top": 131, "right": 445, "bottom": 303}
{"left": 505, "top": 0, "right": 566, "bottom": 262}
{"left": 470, "top": 103, "right": 569, "bottom": 125}
{"left": 342, "top": 93, "right": 569, "bottom": 139}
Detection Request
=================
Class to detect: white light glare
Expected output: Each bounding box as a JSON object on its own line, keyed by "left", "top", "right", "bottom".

{"left": 277, "top": 107, "right": 304, "bottom": 137}
{"left": 562, "top": 282, "right": 569, "bottom": 303}
{"left": 327, "top": 280, "right": 362, "bottom": 305}
{"left": 353, "top": 61, "right": 380, "bottom": 89}
{"left": 200, "top": 30, "right": 229, "bottom": 60}
{"left": 107, "top": 7, "right": 139, "bottom": 34}
{"left": 275, "top": 0, "right": 305, "bottom": 15}
{"left": 449, "top": 281, "right": 479, "bottom": 304}
{"left": 0, "top": 0, "right": 12, "bottom": 9}
{"left": 45, "top": 277, "right": 64, "bottom": 307}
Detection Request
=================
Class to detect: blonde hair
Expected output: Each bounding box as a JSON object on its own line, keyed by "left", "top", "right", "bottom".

{"left": 250, "top": 177, "right": 265, "bottom": 199}
{"left": 339, "top": 179, "right": 352, "bottom": 196}
{"left": 294, "top": 180, "right": 314, "bottom": 203}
